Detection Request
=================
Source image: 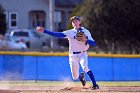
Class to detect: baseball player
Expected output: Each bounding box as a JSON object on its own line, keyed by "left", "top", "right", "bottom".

{"left": 36, "top": 16, "right": 99, "bottom": 89}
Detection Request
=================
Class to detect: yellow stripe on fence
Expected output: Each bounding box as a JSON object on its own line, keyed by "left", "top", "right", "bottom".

{"left": 0, "top": 51, "right": 140, "bottom": 58}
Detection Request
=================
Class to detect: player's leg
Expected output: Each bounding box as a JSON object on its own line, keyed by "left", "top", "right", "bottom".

{"left": 87, "top": 70, "right": 99, "bottom": 89}
{"left": 69, "top": 53, "right": 80, "bottom": 80}
{"left": 79, "top": 71, "right": 86, "bottom": 86}
{"left": 80, "top": 52, "right": 99, "bottom": 89}
{"left": 79, "top": 52, "right": 89, "bottom": 86}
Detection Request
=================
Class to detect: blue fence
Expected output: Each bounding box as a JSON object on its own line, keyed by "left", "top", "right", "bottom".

{"left": 0, "top": 52, "right": 140, "bottom": 81}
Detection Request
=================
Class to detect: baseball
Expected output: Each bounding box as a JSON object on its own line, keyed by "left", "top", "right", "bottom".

{"left": 36, "top": 26, "right": 44, "bottom": 32}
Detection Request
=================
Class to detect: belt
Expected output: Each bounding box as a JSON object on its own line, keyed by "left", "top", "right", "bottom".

{"left": 71, "top": 51, "right": 86, "bottom": 54}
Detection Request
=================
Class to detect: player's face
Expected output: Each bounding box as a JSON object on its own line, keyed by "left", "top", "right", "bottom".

{"left": 71, "top": 19, "right": 81, "bottom": 29}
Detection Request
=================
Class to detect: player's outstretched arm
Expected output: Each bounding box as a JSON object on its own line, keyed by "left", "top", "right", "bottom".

{"left": 36, "top": 26, "right": 66, "bottom": 38}
{"left": 43, "top": 30, "right": 66, "bottom": 38}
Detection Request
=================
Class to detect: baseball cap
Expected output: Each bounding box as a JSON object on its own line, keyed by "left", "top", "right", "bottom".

{"left": 70, "top": 16, "right": 81, "bottom": 22}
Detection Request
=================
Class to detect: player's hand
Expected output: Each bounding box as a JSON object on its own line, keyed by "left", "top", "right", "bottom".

{"left": 36, "top": 26, "right": 44, "bottom": 32}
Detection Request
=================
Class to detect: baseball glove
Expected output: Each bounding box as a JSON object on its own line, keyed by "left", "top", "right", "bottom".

{"left": 76, "top": 32, "right": 87, "bottom": 42}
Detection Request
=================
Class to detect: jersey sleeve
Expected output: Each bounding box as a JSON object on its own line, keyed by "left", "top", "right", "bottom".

{"left": 62, "top": 30, "right": 74, "bottom": 38}
{"left": 44, "top": 30, "right": 66, "bottom": 38}
{"left": 85, "top": 29, "right": 96, "bottom": 46}
{"left": 86, "top": 30, "right": 94, "bottom": 41}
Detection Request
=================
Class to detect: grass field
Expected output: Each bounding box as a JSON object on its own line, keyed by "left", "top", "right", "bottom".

{"left": 0, "top": 81, "right": 140, "bottom": 93}
{"left": 0, "top": 81, "right": 140, "bottom": 86}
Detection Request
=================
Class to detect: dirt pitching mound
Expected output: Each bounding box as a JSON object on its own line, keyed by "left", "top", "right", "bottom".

{"left": 60, "top": 86, "right": 89, "bottom": 91}
{"left": 60, "top": 86, "right": 140, "bottom": 92}
{"left": 0, "top": 90, "right": 19, "bottom": 93}
{"left": 0, "top": 86, "right": 140, "bottom": 92}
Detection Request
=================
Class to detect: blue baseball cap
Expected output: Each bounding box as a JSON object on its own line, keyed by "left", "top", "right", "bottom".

{"left": 70, "top": 16, "right": 81, "bottom": 22}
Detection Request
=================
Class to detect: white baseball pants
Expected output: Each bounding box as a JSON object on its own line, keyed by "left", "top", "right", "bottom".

{"left": 69, "top": 51, "right": 90, "bottom": 80}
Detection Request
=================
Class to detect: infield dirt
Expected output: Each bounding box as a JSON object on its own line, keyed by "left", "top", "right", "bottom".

{"left": 0, "top": 86, "right": 140, "bottom": 93}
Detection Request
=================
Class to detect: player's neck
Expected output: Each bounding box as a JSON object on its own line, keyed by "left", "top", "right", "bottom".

{"left": 74, "top": 26, "right": 81, "bottom": 30}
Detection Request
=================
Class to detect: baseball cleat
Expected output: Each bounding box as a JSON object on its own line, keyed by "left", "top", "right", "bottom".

{"left": 79, "top": 72, "right": 86, "bottom": 86}
{"left": 91, "top": 84, "right": 99, "bottom": 90}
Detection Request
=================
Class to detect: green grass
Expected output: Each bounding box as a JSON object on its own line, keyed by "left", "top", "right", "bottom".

{"left": 98, "top": 81, "right": 140, "bottom": 86}
{"left": 0, "top": 80, "right": 140, "bottom": 86}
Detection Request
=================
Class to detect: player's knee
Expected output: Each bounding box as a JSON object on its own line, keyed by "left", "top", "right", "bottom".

{"left": 83, "top": 67, "right": 90, "bottom": 73}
